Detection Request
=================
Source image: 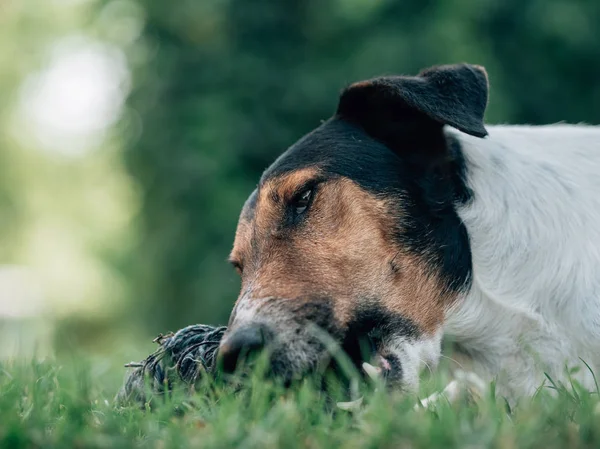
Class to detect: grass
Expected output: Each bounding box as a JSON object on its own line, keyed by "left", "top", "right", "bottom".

{"left": 1, "top": 355, "right": 600, "bottom": 449}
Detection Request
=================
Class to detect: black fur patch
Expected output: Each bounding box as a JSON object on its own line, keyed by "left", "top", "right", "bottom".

{"left": 341, "top": 302, "right": 421, "bottom": 369}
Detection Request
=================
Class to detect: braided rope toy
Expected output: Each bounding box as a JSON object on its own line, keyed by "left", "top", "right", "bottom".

{"left": 117, "top": 324, "right": 226, "bottom": 406}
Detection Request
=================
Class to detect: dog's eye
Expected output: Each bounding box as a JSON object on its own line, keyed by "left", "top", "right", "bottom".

{"left": 294, "top": 189, "right": 312, "bottom": 215}
{"left": 229, "top": 260, "right": 243, "bottom": 275}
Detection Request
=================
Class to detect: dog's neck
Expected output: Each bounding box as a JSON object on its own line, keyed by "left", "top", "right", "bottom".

{"left": 443, "top": 125, "right": 600, "bottom": 398}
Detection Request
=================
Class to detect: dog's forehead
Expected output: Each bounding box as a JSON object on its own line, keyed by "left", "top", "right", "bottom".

{"left": 237, "top": 117, "right": 409, "bottom": 233}
{"left": 260, "top": 118, "right": 406, "bottom": 195}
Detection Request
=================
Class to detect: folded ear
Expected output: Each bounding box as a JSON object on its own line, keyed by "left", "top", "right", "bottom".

{"left": 337, "top": 63, "right": 489, "bottom": 138}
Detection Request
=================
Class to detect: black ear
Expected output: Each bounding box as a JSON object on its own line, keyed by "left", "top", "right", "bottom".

{"left": 337, "top": 63, "right": 489, "bottom": 138}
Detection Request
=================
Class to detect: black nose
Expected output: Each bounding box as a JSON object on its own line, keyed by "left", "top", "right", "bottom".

{"left": 218, "top": 325, "right": 268, "bottom": 373}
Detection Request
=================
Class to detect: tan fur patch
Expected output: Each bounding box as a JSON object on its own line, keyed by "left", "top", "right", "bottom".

{"left": 230, "top": 171, "right": 457, "bottom": 335}
{"left": 379, "top": 252, "right": 452, "bottom": 334}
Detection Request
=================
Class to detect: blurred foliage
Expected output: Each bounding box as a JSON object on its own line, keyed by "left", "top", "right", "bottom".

{"left": 124, "top": 0, "right": 600, "bottom": 330}
{"left": 0, "top": 0, "right": 137, "bottom": 327}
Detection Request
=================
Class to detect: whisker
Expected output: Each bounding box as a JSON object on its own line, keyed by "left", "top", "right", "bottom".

{"left": 439, "top": 354, "right": 466, "bottom": 370}
{"left": 418, "top": 357, "right": 433, "bottom": 375}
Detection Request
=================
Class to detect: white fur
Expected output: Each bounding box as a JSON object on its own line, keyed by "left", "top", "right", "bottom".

{"left": 387, "top": 328, "right": 443, "bottom": 392}
{"left": 445, "top": 124, "right": 600, "bottom": 399}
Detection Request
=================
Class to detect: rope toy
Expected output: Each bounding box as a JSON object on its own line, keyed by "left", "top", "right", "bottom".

{"left": 117, "top": 324, "right": 226, "bottom": 406}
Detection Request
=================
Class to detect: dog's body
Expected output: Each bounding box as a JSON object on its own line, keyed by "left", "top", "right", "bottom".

{"left": 218, "top": 64, "right": 600, "bottom": 402}
{"left": 447, "top": 124, "right": 600, "bottom": 398}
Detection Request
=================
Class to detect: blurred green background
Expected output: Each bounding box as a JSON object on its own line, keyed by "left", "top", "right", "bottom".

{"left": 1, "top": 0, "right": 599, "bottom": 357}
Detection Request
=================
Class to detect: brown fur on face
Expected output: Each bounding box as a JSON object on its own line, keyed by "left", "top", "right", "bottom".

{"left": 229, "top": 167, "right": 457, "bottom": 336}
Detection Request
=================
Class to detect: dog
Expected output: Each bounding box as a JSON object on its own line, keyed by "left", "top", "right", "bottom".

{"left": 217, "top": 63, "right": 600, "bottom": 403}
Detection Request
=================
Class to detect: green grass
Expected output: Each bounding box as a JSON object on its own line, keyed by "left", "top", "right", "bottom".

{"left": 1, "top": 356, "right": 600, "bottom": 449}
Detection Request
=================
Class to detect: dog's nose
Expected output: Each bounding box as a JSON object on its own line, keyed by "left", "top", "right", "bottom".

{"left": 218, "top": 325, "right": 268, "bottom": 373}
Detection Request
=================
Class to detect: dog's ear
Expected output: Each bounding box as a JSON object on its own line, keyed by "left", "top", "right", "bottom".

{"left": 337, "top": 64, "right": 489, "bottom": 139}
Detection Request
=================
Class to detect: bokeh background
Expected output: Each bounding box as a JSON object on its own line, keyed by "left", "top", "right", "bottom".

{"left": 1, "top": 0, "right": 599, "bottom": 359}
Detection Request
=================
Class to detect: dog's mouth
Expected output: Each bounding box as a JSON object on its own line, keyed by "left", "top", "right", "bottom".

{"left": 331, "top": 329, "right": 404, "bottom": 410}
{"left": 337, "top": 329, "right": 397, "bottom": 383}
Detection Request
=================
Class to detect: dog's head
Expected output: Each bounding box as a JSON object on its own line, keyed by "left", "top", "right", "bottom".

{"left": 219, "top": 64, "right": 488, "bottom": 390}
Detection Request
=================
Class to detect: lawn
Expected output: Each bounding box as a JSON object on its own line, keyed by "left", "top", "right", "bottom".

{"left": 1, "top": 355, "right": 599, "bottom": 448}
